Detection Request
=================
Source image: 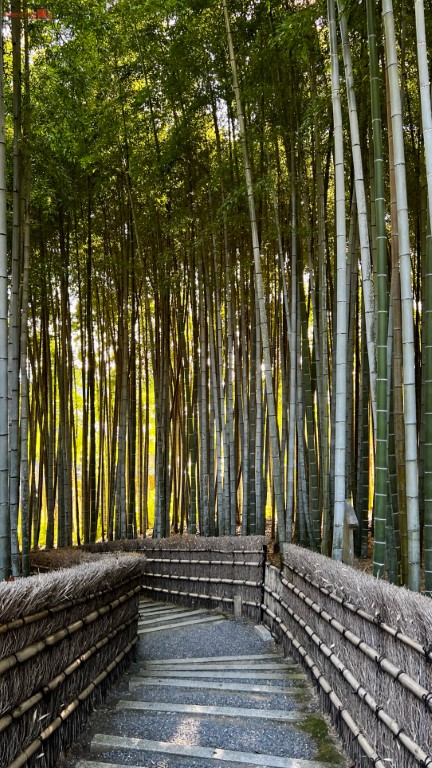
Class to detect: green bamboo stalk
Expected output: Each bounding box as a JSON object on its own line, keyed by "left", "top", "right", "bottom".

{"left": 367, "top": 0, "right": 389, "bottom": 579}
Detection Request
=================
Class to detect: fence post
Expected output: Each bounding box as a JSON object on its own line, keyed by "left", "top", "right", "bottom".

{"left": 343, "top": 501, "right": 358, "bottom": 565}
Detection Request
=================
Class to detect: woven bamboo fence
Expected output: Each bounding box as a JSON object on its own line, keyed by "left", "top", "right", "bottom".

{"left": 262, "top": 545, "right": 432, "bottom": 768}
{"left": 75, "top": 536, "right": 267, "bottom": 622}
{"left": 0, "top": 557, "right": 142, "bottom": 768}
{"left": 139, "top": 537, "right": 266, "bottom": 622}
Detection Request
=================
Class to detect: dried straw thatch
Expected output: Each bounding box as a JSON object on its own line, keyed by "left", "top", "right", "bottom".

{"left": 3, "top": 556, "right": 142, "bottom": 622}
{"left": 30, "top": 536, "right": 267, "bottom": 622}
{"left": 82, "top": 535, "right": 268, "bottom": 553}
{"left": 138, "top": 537, "right": 267, "bottom": 621}
{"left": 262, "top": 547, "right": 432, "bottom": 768}
{"left": 0, "top": 557, "right": 142, "bottom": 768}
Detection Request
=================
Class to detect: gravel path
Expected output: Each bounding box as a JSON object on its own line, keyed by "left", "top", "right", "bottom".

{"left": 58, "top": 600, "right": 350, "bottom": 768}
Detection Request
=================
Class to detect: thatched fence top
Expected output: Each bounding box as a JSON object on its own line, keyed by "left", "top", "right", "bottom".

{"left": 283, "top": 543, "right": 432, "bottom": 648}
{"left": 82, "top": 534, "right": 267, "bottom": 553}
{"left": 17, "top": 537, "right": 432, "bottom": 768}
{"left": 262, "top": 545, "right": 432, "bottom": 768}
{"left": 0, "top": 556, "right": 142, "bottom": 768}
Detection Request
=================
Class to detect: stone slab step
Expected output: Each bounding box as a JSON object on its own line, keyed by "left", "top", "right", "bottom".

{"left": 117, "top": 699, "right": 301, "bottom": 721}
{"left": 143, "top": 653, "right": 280, "bottom": 665}
{"left": 135, "top": 669, "right": 304, "bottom": 681}
{"left": 138, "top": 608, "right": 210, "bottom": 625}
{"left": 142, "top": 662, "right": 297, "bottom": 672}
{"left": 139, "top": 604, "right": 183, "bottom": 615}
{"left": 138, "top": 615, "right": 224, "bottom": 634}
{"left": 129, "top": 676, "right": 305, "bottom": 695}
{"left": 89, "top": 734, "right": 337, "bottom": 768}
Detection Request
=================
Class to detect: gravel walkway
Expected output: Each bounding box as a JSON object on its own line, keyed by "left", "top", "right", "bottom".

{"left": 58, "top": 600, "right": 350, "bottom": 768}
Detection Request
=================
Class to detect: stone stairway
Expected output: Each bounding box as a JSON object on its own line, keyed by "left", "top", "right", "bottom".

{"left": 67, "top": 599, "right": 349, "bottom": 768}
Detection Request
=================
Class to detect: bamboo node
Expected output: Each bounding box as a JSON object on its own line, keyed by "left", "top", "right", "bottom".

{"left": 422, "top": 692, "right": 432, "bottom": 710}
{"left": 423, "top": 643, "right": 432, "bottom": 660}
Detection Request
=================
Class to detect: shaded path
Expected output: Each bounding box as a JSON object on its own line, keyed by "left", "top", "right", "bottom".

{"left": 61, "top": 599, "right": 349, "bottom": 768}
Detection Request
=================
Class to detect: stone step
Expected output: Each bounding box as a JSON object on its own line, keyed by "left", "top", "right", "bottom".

{"left": 138, "top": 614, "right": 225, "bottom": 634}
{"left": 88, "top": 734, "right": 338, "bottom": 768}
{"left": 134, "top": 668, "right": 305, "bottom": 681}
{"left": 138, "top": 604, "right": 183, "bottom": 615}
{"left": 142, "top": 662, "right": 297, "bottom": 672}
{"left": 143, "top": 653, "right": 280, "bottom": 664}
{"left": 138, "top": 608, "right": 210, "bottom": 625}
{"left": 116, "top": 699, "right": 301, "bottom": 721}
{"left": 129, "top": 676, "right": 305, "bottom": 695}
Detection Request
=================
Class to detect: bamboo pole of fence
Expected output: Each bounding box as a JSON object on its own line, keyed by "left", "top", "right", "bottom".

{"left": 0, "top": 586, "right": 140, "bottom": 677}
{"left": 284, "top": 561, "right": 431, "bottom": 660}
{"left": 261, "top": 605, "right": 387, "bottom": 768}
{"left": 274, "top": 576, "right": 432, "bottom": 706}
{"left": 0, "top": 574, "right": 141, "bottom": 636}
{"left": 263, "top": 589, "right": 432, "bottom": 765}
{"left": 6, "top": 637, "right": 138, "bottom": 768}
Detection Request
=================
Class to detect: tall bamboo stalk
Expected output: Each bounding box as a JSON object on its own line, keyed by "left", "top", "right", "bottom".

{"left": 223, "top": 0, "right": 285, "bottom": 543}
{"left": 414, "top": 0, "right": 432, "bottom": 594}
{"left": 0, "top": 0, "right": 9, "bottom": 579}
{"left": 328, "top": 0, "right": 347, "bottom": 560}
{"left": 383, "top": 0, "right": 420, "bottom": 591}
{"left": 367, "top": 0, "right": 389, "bottom": 579}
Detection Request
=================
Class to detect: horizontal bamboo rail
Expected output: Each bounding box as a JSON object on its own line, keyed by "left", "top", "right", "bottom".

{"left": 284, "top": 561, "right": 431, "bottom": 661}
{"left": 6, "top": 636, "right": 138, "bottom": 768}
{"left": 144, "top": 572, "right": 261, "bottom": 587}
{"left": 141, "top": 584, "right": 262, "bottom": 615}
{"left": 264, "top": 581, "right": 432, "bottom": 766}
{"left": 0, "top": 614, "right": 138, "bottom": 734}
{"left": 261, "top": 603, "right": 386, "bottom": 768}
{"left": 144, "top": 558, "right": 261, "bottom": 567}
{"left": 262, "top": 567, "right": 432, "bottom": 768}
{"left": 0, "top": 574, "right": 141, "bottom": 636}
{"left": 140, "top": 548, "right": 264, "bottom": 555}
{"left": 141, "top": 584, "right": 235, "bottom": 604}
{"left": 0, "top": 585, "right": 140, "bottom": 677}
{"left": 273, "top": 575, "right": 432, "bottom": 708}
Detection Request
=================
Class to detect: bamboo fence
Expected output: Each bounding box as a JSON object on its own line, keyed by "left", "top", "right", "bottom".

{"left": 0, "top": 557, "right": 142, "bottom": 768}
{"left": 80, "top": 536, "right": 267, "bottom": 622}
{"left": 262, "top": 545, "right": 432, "bottom": 768}
{"left": 142, "top": 537, "right": 266, "bottom": 621}
{"left": 27, "top": 538, "right": 432, "bottom": 768}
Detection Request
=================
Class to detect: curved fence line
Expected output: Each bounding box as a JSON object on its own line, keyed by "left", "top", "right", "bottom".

{"left": 0, "top": 558, "right": 140, "bottom": 768}
{"left": 4, "top": 537, "right": 430, "bottom": 768}
{"left": 263, "top": 557, "right": 432, "bottom": 768}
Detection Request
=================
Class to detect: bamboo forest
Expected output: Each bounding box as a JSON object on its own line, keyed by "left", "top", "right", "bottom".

{"left": 0, "top": 0, "right": 431, "bottom": 594}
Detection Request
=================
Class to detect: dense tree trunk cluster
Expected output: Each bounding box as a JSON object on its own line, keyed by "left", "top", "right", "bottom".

{"left": 0, "top": 0, "right": 431, "bottom": 592}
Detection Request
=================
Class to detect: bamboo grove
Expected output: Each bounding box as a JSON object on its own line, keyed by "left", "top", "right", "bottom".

{"left": 0, "top": 0, "right": 431, "bottom": 593}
